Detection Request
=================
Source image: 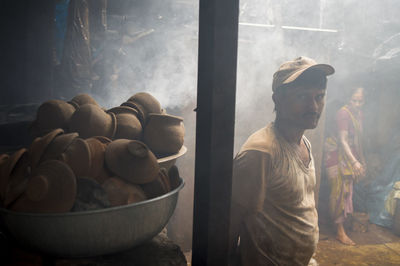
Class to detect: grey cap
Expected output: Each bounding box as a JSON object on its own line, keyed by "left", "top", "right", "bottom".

{"left": 272, "top": 56, "right": 335, "bottom": 92}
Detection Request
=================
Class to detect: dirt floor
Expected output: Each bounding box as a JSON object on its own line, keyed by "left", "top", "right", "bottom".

{"left": 316, "top": 218, "right": 400, "bottom": 265}
{"left": 184, "top": 217, "right": 400, "bottom": 266}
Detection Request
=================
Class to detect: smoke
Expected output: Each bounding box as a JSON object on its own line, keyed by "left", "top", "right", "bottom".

{"left": 89, "top": 0, "right": 400, "bottom": 251}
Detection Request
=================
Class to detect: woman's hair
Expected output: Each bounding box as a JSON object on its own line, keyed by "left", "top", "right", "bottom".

{"left": 347, "top": 87, "right": 364, "bottom": 100}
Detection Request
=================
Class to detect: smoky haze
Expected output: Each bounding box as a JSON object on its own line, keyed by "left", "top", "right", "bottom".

{"left": 89, "top": 0, "right": 400, "bottom": 252}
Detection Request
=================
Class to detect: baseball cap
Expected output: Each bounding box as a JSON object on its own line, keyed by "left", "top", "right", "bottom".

{"left": 272, "top": 56, "right": 335, "bottom": 92}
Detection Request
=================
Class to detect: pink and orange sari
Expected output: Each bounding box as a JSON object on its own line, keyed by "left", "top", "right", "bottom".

{"left": 324, "top": 105, "right": 364, "bottom": 223}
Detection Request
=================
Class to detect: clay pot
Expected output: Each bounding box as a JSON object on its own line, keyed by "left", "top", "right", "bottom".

{"left": 90, "top": 136, "right": 113, "bottom": 184}
{"left": 125, "top": 92, "right": 162, "bottom": 125}
{"left": 28, "top": 128, "right": 64, "bottom": 170}
{"left": 41, "top": 132, "right": 79, "bottom": 162}
{"left": 168, "top": 165, "right": 181, "bottom": 190}
{"left": 102, "top": 177, "right": 147, "bottom": 206}
{"left": 69, "top": 104, "right": 116, "bottom": 139}
{"left": 2, "top": 149, "right": 30, "bottom": 207}
{"left": 10, "top": 160, "right": 77, "bottom": 213}
{"left": 141, "top": 168, "right": 171, "bottom": 199}
{"left": 107, "top": 106, "right": 143, "bottom": 140}
{"left": 30, "top": 100, "right": 75, "bottom": 138}
{"left": 59, "top": 138, "right": 91, "bottom": 177}
{"left": 127, "top": 92, "right": 162, "bottom": 115}
{"left": 120, "top": 101, "right": 146, "bottom": 125}
{"left": 68, "top": 93, "right": 99, "bottom": 109}
{"left": 86, "top": 138, "right": 106, "bottom": 180}
{"left": 105, "top": 139, "right": 159, "bottom": 184}
{"left": 143, "top": 114, "right": 185, "bottom": 155}
{"left": 114, "top": 113, "right": 142, "bottom": 140}
{"left": 92, "top": 136, "right": 112, "bottom": 145}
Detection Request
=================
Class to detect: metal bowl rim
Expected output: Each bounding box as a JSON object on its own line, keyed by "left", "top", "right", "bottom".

{"left": 157, "top": 145, "right": 187, "bottom": 163}
{"left": 0, "top": 177, "right": 184, "bottom": 217}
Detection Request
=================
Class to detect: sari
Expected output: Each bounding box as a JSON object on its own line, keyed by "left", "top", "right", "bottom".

{"left": 324, "top": 105, "right": 364, "bottom": 223}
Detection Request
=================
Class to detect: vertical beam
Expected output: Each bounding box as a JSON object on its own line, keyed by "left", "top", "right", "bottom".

{"left": 192, "top": 0, "right": 239, "bottom": 265}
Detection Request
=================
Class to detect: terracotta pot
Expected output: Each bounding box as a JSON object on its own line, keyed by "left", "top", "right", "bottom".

{"left": 90, "top": 136, "right": 113, "bottom": 184}
{"left": 30, "top": 100, "right": 75, "bottom": 138}
{"left": 114, "top": 113, "right": 142, "bottom": 140}
{"left": 58, "top": 138, "right": 91, "bottom": 177}
{"left": 10, "top": 160, "right": 77, "bottom": 213}
{"left": 127, "top": 92, "right": 162, "bottom": 116}
{"left": 168, "top": 165, "right": 181, "bottom": 190}
{"left": 143, "top": 114, "right": 185, "bottom": 155}
{"left": 104, "top": 139, "right": 159, "bottom": 184}
{"left": 68, "top": 93, "right": 99, "bottom": 109}
{"left": 41, "top": 132, "right": 79, "bottom": 162}
{"left": 28, "top": 128, "right": 64, "bottom": 171}
{"left": 141, "top": 168, "right": 171, "bottom": 199}
{"left": 120, "top": 101, "right": 146, "bottom": 125}
{"left": 102, "top": 177, "right": 147, "bottom": 206}
{"left": 92, "top": 136, "right": 112, "bottom": 145}
{"left": 69, "top": 104, "right": 116, "bottom": 139}
{"left": 2, "top": 149, "right": 30, "bottom": 207}
{"left": 86, "top": 138, "right": 106, "bottom": 180}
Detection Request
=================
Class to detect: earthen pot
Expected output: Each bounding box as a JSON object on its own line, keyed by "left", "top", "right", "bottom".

{"left": 102, "top": 177, "right": 147, "bottom": 206}
{"left": 59, "top": 138, "right": 91, "bottom": 177}
{"left": 86, "top": 137, "right": 106, "bottom": 180}
{"left": 69, "top": 104, "right": 116, "bottom": 139}
{"left": 41, "top": 132, "right": 79, "bottom": 162}
{"left": 120, "top": 101, "right": 146, "bottom": 125}
{"left": 30, "top": 100, "right": 75, "bottom": 138}
{"left": 107, "top": 106, "right": 143, "bottom": 140}
{"left": 141, "top": 168, "right": 171, "bottom": 199}
{"left": 143, "top": 114, "right": 185, "bottom": 156}
{"left": 92, "top": 136, "right": 112, "bottom": 145}
{"left": 29, "top": 128, "right": 64, "bottom": 170}
{"left": 126, "top": 92, "right": 162, "bottom": 124}
{"left": 105, "top": 139, "right": 159, "bottom": 184}
{"left": 2, "top": 149, "right": 30, "bottom": 207}
{"left": 114, "top": 113, "right": 142, "bottom": 140}
{"left": 108, "top": 106, "right": 139, "bottom": 116}
{"left": 127, "top": 92, "right": 162, "bottom": 115}
{"left": 10, "top": 160, "right": 77, "bottom": 213}
{"left": 68, "top": 93, "right": 99, "bottom": 110}
{"left": 90, "top": 136, "right": 113, "bottom": 184}
{"left": 168, "top": 165, "right": 181, "bottom": 190}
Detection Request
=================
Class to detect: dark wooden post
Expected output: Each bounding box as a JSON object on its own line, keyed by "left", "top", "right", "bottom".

{"left": 192, "top": 0, "right": 239, "bottom": 265}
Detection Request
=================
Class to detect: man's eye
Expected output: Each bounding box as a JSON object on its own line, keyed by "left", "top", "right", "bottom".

{"left": 316, "top": 95, "right": 325, "bottom": 101}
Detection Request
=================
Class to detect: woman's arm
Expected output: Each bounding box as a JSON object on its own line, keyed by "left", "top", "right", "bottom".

{"left": 338, "top": 130, "right": 365, "bottom": 179}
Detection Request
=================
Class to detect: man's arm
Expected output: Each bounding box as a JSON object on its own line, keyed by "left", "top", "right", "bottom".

{"left": 228, "top": 150, "right": 271, "bottom": 265}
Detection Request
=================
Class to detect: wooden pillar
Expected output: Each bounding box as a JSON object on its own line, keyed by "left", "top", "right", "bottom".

{"left": 192, "top": 0, "right": 239, "bottom": 265}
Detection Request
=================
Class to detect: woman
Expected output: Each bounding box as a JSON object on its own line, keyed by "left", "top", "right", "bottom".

{"left": 324, "top": 87, "right": 366, "bottom": 245}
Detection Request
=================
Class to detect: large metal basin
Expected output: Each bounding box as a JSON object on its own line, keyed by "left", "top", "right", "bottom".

{"left": 0, "top": 178, "right": 184, "bottom": 258}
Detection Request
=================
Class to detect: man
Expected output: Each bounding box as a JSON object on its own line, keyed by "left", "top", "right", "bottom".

{"left": 229, "top": 56, "right": 335, "bottom": 265}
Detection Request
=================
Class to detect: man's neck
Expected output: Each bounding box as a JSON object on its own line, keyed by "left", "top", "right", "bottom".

{"left": 274, "top": 119, "right": 305, "bottom": 145}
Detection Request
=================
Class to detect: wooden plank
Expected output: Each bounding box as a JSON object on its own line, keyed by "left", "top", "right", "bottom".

{"left": 192, "top": 0, "right": 239, "bottom": 265}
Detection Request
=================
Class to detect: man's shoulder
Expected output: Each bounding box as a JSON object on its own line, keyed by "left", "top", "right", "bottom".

{"left": 239, "top": 123, "right": 277, "bottom": 155}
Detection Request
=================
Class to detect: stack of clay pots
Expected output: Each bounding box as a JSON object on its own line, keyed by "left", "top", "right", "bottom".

{"left": 0, "top": 128, "right": 182, "bottom": 213}
{"left": 0, "top": 91, "right": 185, "bottom": 213}
{"left": 29, "top": 92, "right": 185, "bottom": 157}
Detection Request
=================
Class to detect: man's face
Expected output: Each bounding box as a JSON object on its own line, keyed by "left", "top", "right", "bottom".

{"left": 275, "top": 85, "right": 327, "bottom": 130}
